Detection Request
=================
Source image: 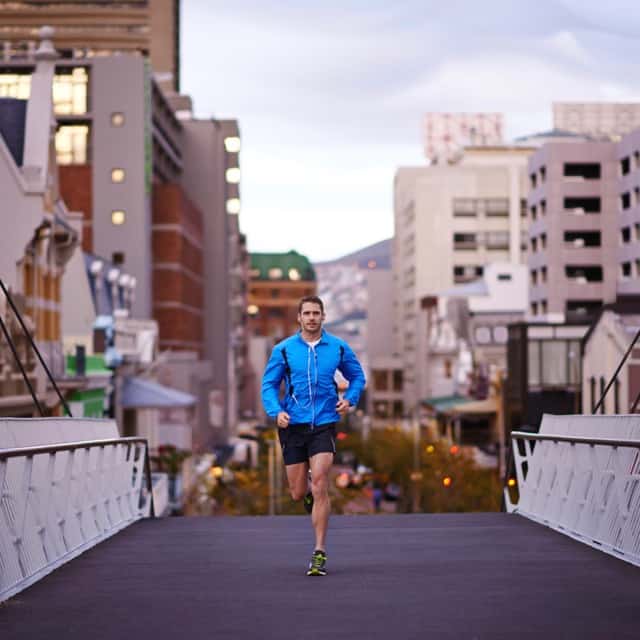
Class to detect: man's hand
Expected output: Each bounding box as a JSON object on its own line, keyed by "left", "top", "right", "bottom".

{"left": 336, "top": 398, "right": 351, "bottom": 417}
{"left": 276, "top": 411, "right": 290, "bottom": 428}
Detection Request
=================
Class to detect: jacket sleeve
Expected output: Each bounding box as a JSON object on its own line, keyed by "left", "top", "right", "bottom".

{"left": 338, "top": 342, "right": 366, "bottom": 407}
{"left": 261, "top": 346, "right": 286, "bottom": 418}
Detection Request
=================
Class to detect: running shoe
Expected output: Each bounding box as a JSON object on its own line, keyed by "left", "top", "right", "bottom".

{"left": 303, "top": 491, "right": 314, "bottom": 514}
{"left": 307, "top": 549, "right": 327, "bottom": 576}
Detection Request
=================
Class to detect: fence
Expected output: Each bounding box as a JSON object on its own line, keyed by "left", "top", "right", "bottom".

{"left": 1, "top": 436, "right": 154, "bottom": 602}
{"left": 505, "top": 414, "right": 640, "bottom": 567}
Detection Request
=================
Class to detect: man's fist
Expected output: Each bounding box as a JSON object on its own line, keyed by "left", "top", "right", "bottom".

{"left": 276, "top": 411, "right": 290, "bottom": 428}
{"left": 336, "top": 399, "right": 351, "bottom": 416}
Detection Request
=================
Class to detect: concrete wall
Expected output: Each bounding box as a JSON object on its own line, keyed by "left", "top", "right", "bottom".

{"left": 91, "top": 56, "right": 151, "bottom": 318}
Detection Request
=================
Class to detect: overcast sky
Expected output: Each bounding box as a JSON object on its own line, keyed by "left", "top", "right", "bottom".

{"left": 182, "top": 1, "right": 640, "bottom": 262}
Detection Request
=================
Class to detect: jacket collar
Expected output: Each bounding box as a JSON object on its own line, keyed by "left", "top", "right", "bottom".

{"left": 296, "top": 329, "right": 329, "bottom": 346}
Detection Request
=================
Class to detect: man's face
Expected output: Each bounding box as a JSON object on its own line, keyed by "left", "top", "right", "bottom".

{"left": 298, "top": 302, "right": 324, "bottom": 333}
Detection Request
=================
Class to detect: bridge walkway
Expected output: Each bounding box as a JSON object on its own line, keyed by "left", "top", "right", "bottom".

{"left": 1, "top": 513, "right": 638, "bottom": 639}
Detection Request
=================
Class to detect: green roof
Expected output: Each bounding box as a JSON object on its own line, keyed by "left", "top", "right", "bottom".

{"left": 421, "top": 394, "right": 471, "bottom": 413}
{"left": 250, "top": 250, "right": 316, "bottom": 281}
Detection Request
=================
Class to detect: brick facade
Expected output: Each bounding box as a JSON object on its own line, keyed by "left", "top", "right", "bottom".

{"left": 152, "top": 183, "right": 205, "bottom": 354}
{"left": 58, "top": 165, "right": 93, "bottom": 252}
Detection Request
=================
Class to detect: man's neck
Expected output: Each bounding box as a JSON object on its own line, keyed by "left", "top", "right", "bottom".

{"left": 301, "top": 329, "right": 322, "bottom": 343}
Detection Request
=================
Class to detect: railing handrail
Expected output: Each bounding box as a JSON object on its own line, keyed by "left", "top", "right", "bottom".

{"left": 511, "top": 431, "right": 640, "bottom": 448}
{"left": 0, "top": 437, "right": 149, "bottom": 460}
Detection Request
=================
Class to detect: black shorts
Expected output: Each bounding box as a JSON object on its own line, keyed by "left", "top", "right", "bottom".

{"left": 277, "top": 423, "right": 337, "bottom": 466}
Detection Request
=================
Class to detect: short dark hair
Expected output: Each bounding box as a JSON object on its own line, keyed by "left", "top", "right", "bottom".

{"left": 298, "top": 295, "right": 324, "bottom": 314}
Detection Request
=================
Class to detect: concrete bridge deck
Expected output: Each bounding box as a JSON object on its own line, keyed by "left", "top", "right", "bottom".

{"left": 1, "top": 513, "right": 639, "bottom": 639}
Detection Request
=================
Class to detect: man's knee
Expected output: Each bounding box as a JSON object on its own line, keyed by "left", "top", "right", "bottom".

{"left": 311, "top": 474, "right": 328, "bottom": 498}
{"left": 290, "top": 487, "right": 306, "bottom": 501}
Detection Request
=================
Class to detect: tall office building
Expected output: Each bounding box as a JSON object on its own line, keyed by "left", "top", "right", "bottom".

{"left": 393, "top": 145, "right": 533, "bottom": 411}
{"left": 0, "top": 0, "right": 180, "bottom": 92}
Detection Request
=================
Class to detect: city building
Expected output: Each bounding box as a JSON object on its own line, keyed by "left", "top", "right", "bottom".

{"left": 617, "top": 130, "right": 640, "bottom": 297}
{"left": 581, "top": 305, "right": 640, "bottom": 415}
{"left": 180, "top": 115, "right": 248, "bottom": 442}
{"left": 553, "top": 103, "right": 640, "bottom": 140}
{"left": 247, "top": 251, "right": 316, "bottom": 340}
{"left": 527, "top": 140, "right": 618, "bottom": 322}
{"left": 0, "top": 31, "right": 80, "bottom": 415}
{"left": 0, "top": 0, "right": 180, "bottom": 93}
{"left": 393, "top": 145, "right": 533, "bottom": 411}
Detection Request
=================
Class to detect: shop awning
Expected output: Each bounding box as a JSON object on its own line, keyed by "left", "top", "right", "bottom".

{"left": 449, "top": 396, "right": 499, "bottom": 416}
{"left": 121, "top": 377, "right": 196, "bottom": 409}
{"left": 422, "top": 394, "right": 472, "bottom": 413}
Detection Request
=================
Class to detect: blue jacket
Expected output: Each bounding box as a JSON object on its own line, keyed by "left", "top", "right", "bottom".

{"left": 261, "top": 330, "right": 366, "bottom": 427}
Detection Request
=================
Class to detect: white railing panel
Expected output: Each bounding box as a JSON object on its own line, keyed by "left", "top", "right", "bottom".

{"left": 0, "top": 436, "right": 153, "bottom": 603}
{"left": 507, "top": 414, "right": 640, "bottom": 567}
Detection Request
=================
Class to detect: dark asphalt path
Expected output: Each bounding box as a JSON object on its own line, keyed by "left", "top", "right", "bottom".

{"left": 1, "top": 513, "right": 639, "bottom": 639}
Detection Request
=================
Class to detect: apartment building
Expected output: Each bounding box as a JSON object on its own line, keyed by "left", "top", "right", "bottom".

{"left": 0, "top": 0, "right": 180, "bottom": 92}
{"left": 527, "top": 141, "right": 618, "bottom": 322}
{"left": 393, "top": 145, "right": 532, "bottom": 410}
{"left": 617, "top": 130, "right": 640, "bottom": 295}
{"left": 247, "top": 251, "right": 317, "bottom": 340}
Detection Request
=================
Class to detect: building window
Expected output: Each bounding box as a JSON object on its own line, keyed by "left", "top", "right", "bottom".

{"left": 540, "top": 233, "right": 547, "bottom": 249}
{"left": 392, "top": 370, "right": 403, "bottom": 392}
{"left": 564, "top": 197, "right": 601, "bottom": 213}
{"left": 288, "top": 268, "right": 301, "bottom": 281}
{"left": 530, "top": 205, "right": 537, "bottom": 220}
{"left": 444, "top": 359, "right": 452, "bottom": 378}
{"left": 452, "top": 198, "right": 476, "bottom": 217}
{"left": 620, "top": 156, "right": 631, "bottom": 176}
{"left": 225, "top": 167, "right": 241, "bottom": 184}
{"left": 373, "top": 370, "right": 388, "bottom": 391}
{"left": 224, "top": 136, "right": 241, "bottom": 153}
{"left": 540, "top": 166, "right": 546, "bottom": 182}
{"left": 226, "top": 198, "right": 241, "bottom": 214}
{"left": 530, "top": 173, "right": 537, "bottom": 189}
{"left": 493, "top": 326, "right": 508, "bottom": 344}
{"left": 485, "top": 198, "right": 509, "bottom": 217}
{"left": 111, "top": 210, "right": 126, "bottom": 225}
{"left": 590, "top": 376, "right": 596, "bottom": 412}
{"left": 636, "top": 259, "right": 640, "bottom": 277}
{"left": 621, "top": 192, "right": 631, "bottom": 210}
{"left": 565, "top": 265, "right": 603, "bottom": 282}
{"left": 52, "top": 67, "right": 88, "bottom": 115}
{"left": 531, "top": 270, "right": 538, "bottom": 286}
{"left": 564, "top": 231, "right": 601, "bottom": 247}
{"left": 520, "top": 199, "right": 527, "bottom": 218}
{"left": 0, "top": 73, "right": 31, "bottom": 99}
{"left": 614, "top": 379, "right": 620, "bottom": 414}
{"left": 55, "top": 124, "right": 89, "bottom": 165}
{"left": 111, "top": 168, "right": 125, "bottom": 183}
{"left": 475, "top": 327, "right": 491, "bottom": 344}
{"left": 621, "top": 262, "right": 632, "bottom": 279}
{"left": 599, "top": 377, "right": 606, "bottom": 414}
{"left": 111, "top": 112, "right": 125, "bottom": 127}
{"left": 635, "top": 150, "right": 640, "bottom": 169}
{"left": 531, "top": 237, "right": 537, "bottom": 253}
{"left": 541, "top": 267, "right": 547, "bottom": 282}
{"left": 453, "top": 232, "right": 477, "bottom": 249}
{"left": 392, "top": 401, "right": 404, "bottom": 418}
{"left": 531, "top": 302, "right": 538, "bottom": 316}
{"left": 486, "top": 231, "right": 509, "bottom": 250}
{"left": 497, "top": 273, "right": 512, "bottom": 281}
{"left": 621, "top": 227, "right": 631, "bottom": 244}
{"left": 540, "top": 200, "right": 546, "bottom": 215}
{"left": 268, "top": 267, "right": 283, "bottom": 279}
{"left": 564, "top": 162, "right": 601, "bottom": 180}
{"left": 541, "top": 300, "right": 548, "bottom": 315}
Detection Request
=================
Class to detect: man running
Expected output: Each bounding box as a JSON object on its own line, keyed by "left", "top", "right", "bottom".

{"left": 261, "top": 295, "right": 366, "bottom": 576}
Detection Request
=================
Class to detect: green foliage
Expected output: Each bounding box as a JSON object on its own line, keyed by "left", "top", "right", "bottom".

{"left": 338, "top": 429, "right": 501, "bottom": 513}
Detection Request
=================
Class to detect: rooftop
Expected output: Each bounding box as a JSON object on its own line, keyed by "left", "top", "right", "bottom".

{"left": 250, "top": 250, "right": 315, "bottom": 282}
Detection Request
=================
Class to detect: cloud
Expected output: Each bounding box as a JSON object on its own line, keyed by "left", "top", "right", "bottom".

{"left": 545, "top": 31, "right": 590, "bottom": 64}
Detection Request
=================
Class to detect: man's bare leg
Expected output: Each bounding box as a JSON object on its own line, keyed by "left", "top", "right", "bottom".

{"left": 309, "top": 452, "right": 333, "bottom": 551}
{"left": 285, "top": 461, "right": 309, "bottom": 501}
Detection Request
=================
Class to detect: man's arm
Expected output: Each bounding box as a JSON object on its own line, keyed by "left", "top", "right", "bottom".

{"left": 261, "top": 346, "right": 286, "bottom": 418}
{"left": 338, "top": 342, "right": 366, "bottom": 408}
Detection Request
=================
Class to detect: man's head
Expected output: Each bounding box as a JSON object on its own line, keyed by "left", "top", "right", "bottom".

{"left": 297, "top": 295, "right": 325, "bottom": 334}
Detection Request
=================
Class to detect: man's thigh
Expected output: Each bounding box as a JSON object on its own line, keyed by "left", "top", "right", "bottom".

{"left": 285, "top": 461, "right": 309, "bottom": 494}
{"left": 309, "top": 451, "right": 334, "bottom": 482}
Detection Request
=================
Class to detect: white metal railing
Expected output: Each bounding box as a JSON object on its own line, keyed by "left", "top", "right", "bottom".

{"left": 0, "top": 437, "right": 154, "bottom": 602}
{"left": 505, "top": 430, "right": 640, "bottom": 567}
